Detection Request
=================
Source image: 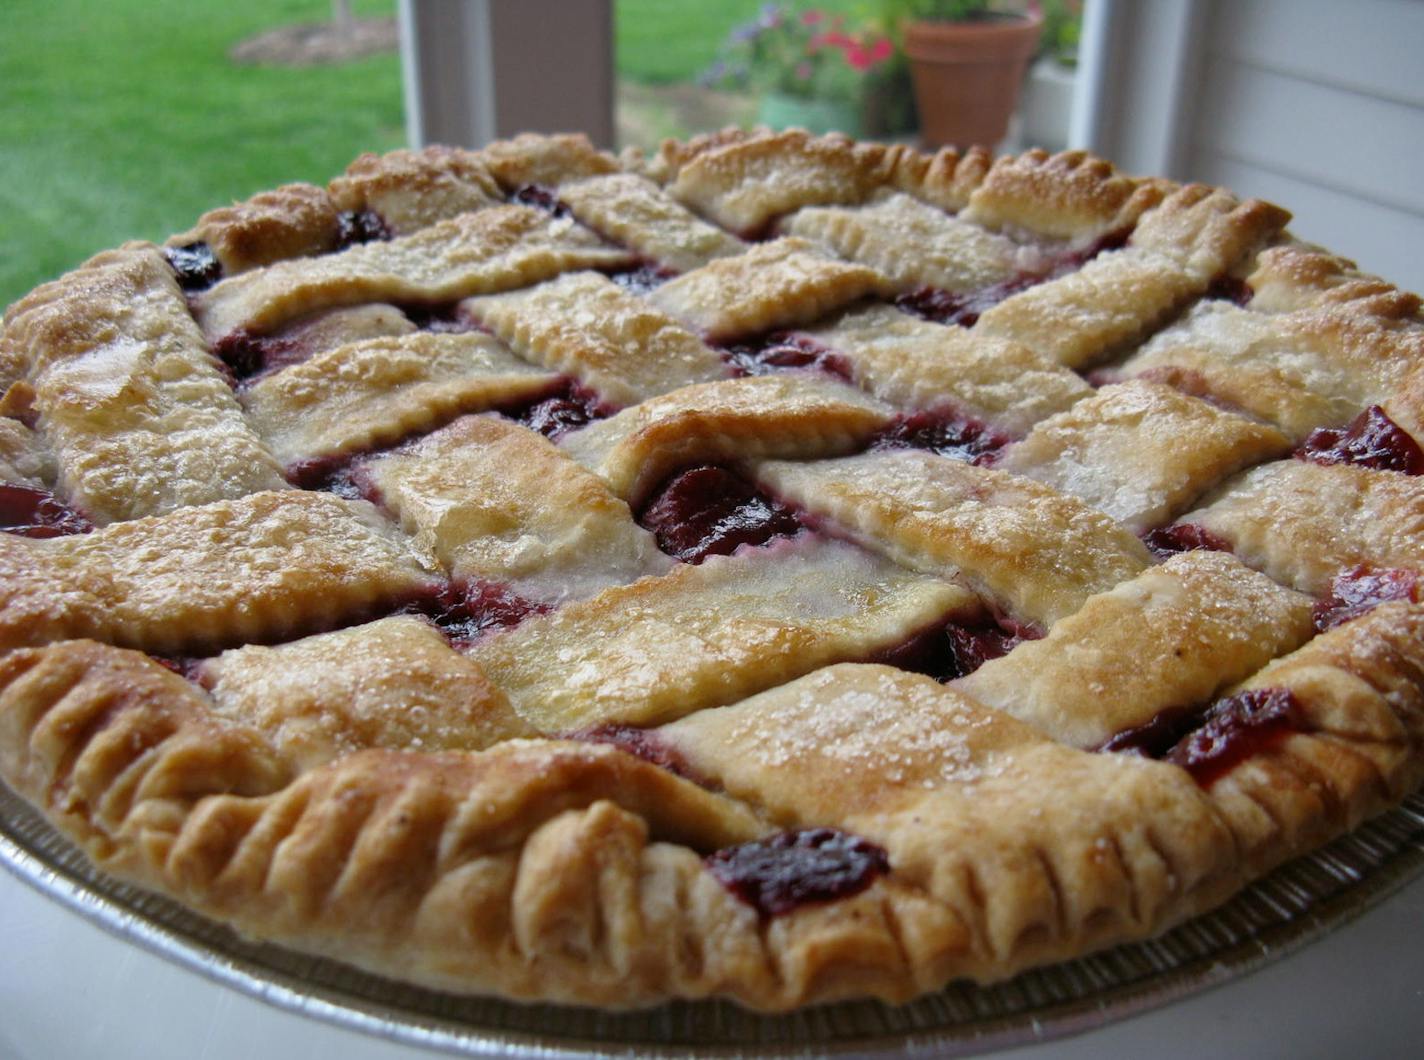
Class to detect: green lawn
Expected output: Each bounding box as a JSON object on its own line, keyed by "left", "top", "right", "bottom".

{"left": 0, "top": 0, "right": 404, "bottom": 307}
{"left": 1, "top": 0, "right": 872, "bottom": 306}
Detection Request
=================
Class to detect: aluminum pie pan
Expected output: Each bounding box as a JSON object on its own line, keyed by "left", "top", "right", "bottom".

{"left": 3, "top": 779, "right": 1422, "bottom": 1059}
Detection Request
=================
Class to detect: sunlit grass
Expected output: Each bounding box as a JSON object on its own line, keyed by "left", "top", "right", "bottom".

{"left": 0, "top": 0, "right": 403, "bottom": 305}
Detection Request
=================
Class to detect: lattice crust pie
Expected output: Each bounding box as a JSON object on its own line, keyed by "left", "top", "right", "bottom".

{"left": 4, "top": 130, "right": 1424, "bottom": 1012}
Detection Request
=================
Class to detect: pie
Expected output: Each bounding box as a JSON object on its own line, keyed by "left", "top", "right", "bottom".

{"left": 2, "top": 129, "right": 1423, "bottom": 1013}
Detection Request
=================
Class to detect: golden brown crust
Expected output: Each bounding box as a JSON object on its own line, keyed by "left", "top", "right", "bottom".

{"left": 327, "top": 146, "right": 503, "bottom": 234}
{"left": 961, "top": 148, "right": 1168, "bottom": 241}
{"left": 2, "top": 130, "right": 1423, "bottom": 1014}
{"left": 167, "top": 183, "right": 340, "bottom": 274}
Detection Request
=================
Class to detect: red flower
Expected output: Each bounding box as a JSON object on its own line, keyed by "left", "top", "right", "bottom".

{"left": 869, "top": 38, "right": 892, "bottom": 63}
{"left": 800, "top": 9, "right": 824, "bottom": 24}
{"left": 845, "top": 44, "right": 872, "bottom": 71}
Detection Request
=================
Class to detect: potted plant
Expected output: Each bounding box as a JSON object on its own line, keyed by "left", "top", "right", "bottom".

{"left": 702, "top": 6, "right": 895, "bottom": 137}
{"left": 892, "top": 0, "right": 1044, "bottom": 149}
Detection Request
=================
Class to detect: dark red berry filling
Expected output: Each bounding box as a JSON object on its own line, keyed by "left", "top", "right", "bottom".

{"left": 335, "top": 209, "right": 392, "bottom": 248}
{"left": 401, "top": 303, "right": 478, "bottom": 333}
{"left": 512, "top": 183, "right": 573, "bottom": 220}
{"left": 1142, "top": 523, "right": 1233, "bottom": 561}
{"left": 1297, "top": 405, "right": 1424, "bottom": 475}
{"left": 150, "top": 654, "right": 210, "bottom": 686}
{"left": 637, "top": 465, "right": 805, "bottom": 563}
{"left": 401, "top": 579, "right": 548, "bottom": 649}
{"left": 499, "top": 379, "right": 610, "bottom": 439}
{"left": 706, "top": 828, "right": 890, "bottom": 917}
{"left": 164, "top": 242, "right": 222, "bottom": 291}
{"left": 570, "top": 724, "right": 708, "bottom": 786}
{"left": 720, "top": 332, "right": 853, "bottom": 381}
{"left": 1102, "top": 688, "right": 1303, "bottom": 786}
{"left": 875, "top": 612, "right": 1040, "bottom": 682}
{"left": 1164, "top": 688, "right": 1302, "bottom": 785}
{"left": 1205, "top": 276, "right": 1253, "bottom": 306}
{"left": 0, "top": 484, "right": 93, "bottom": 538}
{"left": 603, "top": 262, "right": 675, "bottom": 296}
{"left": 1313, "top": 565, "right": 1420, "bottom": 632}
{"left": 871, "top": 410, "right": 1011, "bottom": 465}
{"left": 894, "top": 279, "right": 1036, "bottom": 328}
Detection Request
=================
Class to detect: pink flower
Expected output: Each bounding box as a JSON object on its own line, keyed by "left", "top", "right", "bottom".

{"left": 869, "top": 38, "right": 892, "bottom": 63}
{"left": 800, "top": 9, "right": 824, "bottom": 24}
{"left": 796, "top": 62, "right": 813, "bottom": 79}
{"left": 816, "top": 30, "right": 854, "bottom": 47}
{"left": 845, "top": 44, "right": 872, "bottom": 71}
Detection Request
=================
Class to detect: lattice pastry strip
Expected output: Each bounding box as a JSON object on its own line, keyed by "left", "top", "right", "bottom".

{"left": 327, "top": 146, "right": 505, "bottom": 235}
{"left": 958, "top": 148, "right": 1167, "bottom": 242}
{"left": 956, "top": 551, "right": 1314, "bottom": 749}
{"left": 797, "top": 304, "right": 1091, "bottom": 435}
{"left": 468, "top": 535, "right": 977, "bottom": 733}
{"left": 659, "top": 129, "right": 958, "bottom": 235}
{"left": 200, "top": 615, "right": 533, "bottom": 773}
{"left": 241, "top": 331, "right": 558, "bottom": 472}
{"left": 3, "top": 245, "right": 287, "bottom": 523}
{"left": 997, "top": 380, "right": 1291, "bottom": 532}
{"left": 462, "top": 271, "right": 729, "bottom": 406}
{"left": 975, "top": 185, "right": 1290, "bottom": 369}
{"left": 0, "top": 490, "right": 437, "bottom": 654}
{"left": 556, "top": 173, "right": 747, "bottom": 274}
{"left": 659, "top": 664, "right": 1238, "bottom": 973}
{"left": 166, "top": 182, "right": 341, "bottom": 275}
{"left": 194, "top": 205, "right": 635, "bottom": 343}
{"left": 559, "top": 375, "right": 895, "bottom": 503}
{"left": 362, "top": 415, "right": 671, "bottom": 604}
{"left": 1118, "top": 280, "right": 1424, "bottom": 442}
{"left": 1173, "top": 460, "right": 1424, "bottom": 595}
{"left": 647, "top": 238, "right": 889, "bottom": 342}
{"left": 754, "top": 450, "right": 1152, "bottom": 629}
{"left": 782, "top": 193, "right": 1031, "bottom": 294}
{"left": 0, "top": 418, "right": 53, "bottom": 489}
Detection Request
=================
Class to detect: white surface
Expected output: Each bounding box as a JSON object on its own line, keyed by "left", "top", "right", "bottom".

{"left": 2, "top": 865, "right": 1423, "bottom": 1059}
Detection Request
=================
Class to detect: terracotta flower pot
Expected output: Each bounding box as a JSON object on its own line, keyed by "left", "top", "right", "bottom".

{"left": 904, "top": 12, "right": 1043, "bottom": 149}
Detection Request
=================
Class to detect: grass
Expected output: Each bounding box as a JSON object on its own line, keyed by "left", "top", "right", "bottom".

{"left": 1, "top": 0, "right": 876, "bottom": 305}
{"left": 0, "top": 0, "right": 404, "bottom": 306}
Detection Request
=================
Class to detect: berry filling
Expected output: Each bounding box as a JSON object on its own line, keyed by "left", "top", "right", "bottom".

{"left": 164, "top": 242, "right": 222, "bottom": 291}
{"left": 719, "top": 332, "right": 853, "bottom": 381}
{"left": 875, "top": 612, "right": 1040, "bottom": 681}
{"left": 500, "top": 379, "right": 610, "bottom": 439}
{"left": 871, "top": 410, "right": 1011, "bottom": 465}
{"left": 1142, "top": 523, "right": 1233, "bottom": 561}
{"left": 570, "top": 724, "right": 708, "bottom": 785}
{"left": 401, "top": 579, "right": 548, "bottom": 648}
{"left": 335, "top": 209, "right": 392, "bottom": 248}
{"left": 706, "top": 828, "right": 890, "bottom": 918}
{"left": 1297, "top": 405, "right": 1424, "bottom": 475}
{"left": 0, "top": 484, "right": 93, "bottom": 538}
{"left": 1205, "top": 276, "right": 1253, "bottom": 306}
{"left": 150, "top": 654, "right": 210, "bottom": 686}
{"left": 1164, "top": 688, "right": 1302, "bottom": 785}
{"left": 401, "top": 303, "right": 478, "bottom": 333}
{"left": 637, "top": 465, "right": 805, "bottom": 563}
{"left": 512, "top": 183, "right": 573, "bottom": 220}
{"left": 603, "top": 262, "right": 675, "bottom": 296}
{"left": 1313, "top": 565, "right": 1420, "bottom": 632}
{"left": 896, "top": 231, "right": 1129, "bottom": 328}
{"left": 1102, "top": 688, "right": 1304, "bottom": 786}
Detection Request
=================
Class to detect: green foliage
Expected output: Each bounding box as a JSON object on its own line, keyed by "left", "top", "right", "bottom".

{"left": 0, "top": 0, "right": 403, "bottom": 305}
{"left": 701, "top": 5, "right": 894, "bottom": 103}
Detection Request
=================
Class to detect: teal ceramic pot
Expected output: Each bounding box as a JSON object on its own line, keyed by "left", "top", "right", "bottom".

{"left": 755, "top": 93, "right": 863, "bottom": 137}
